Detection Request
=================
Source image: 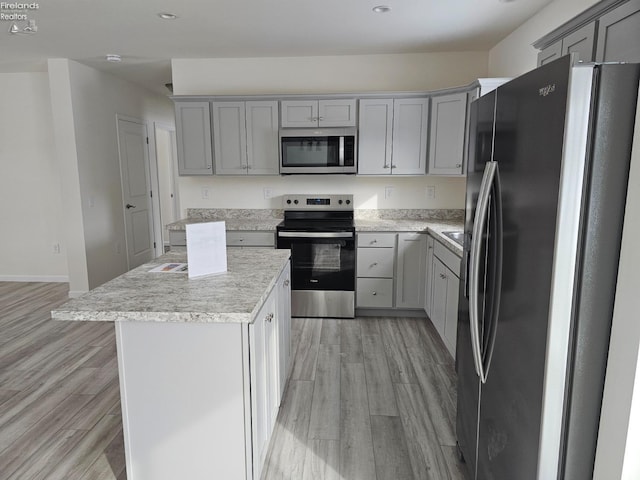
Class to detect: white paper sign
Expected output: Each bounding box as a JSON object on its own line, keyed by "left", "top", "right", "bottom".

{"left": 186, "top": 221, "right": 228, "bottom": 278}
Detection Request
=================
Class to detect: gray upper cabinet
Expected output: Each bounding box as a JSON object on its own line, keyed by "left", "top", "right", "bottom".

{"left": 596, "top": 0, "right": 640, "bottom": 62}
{"left": 212, "top": 101, "right": 279, "bottom": 175}
{"left": 175, "top": 101, "right": 213, "bottom": 175}
{"left": 280, "top": 99, "right": 356, "bottom": 127}
{"left": 357, "top": 99, "right": 393, "bottom": 175}
{"left": 428, "top": 92, "right": 467, "bottom": 176}
{"left": 562, "top": 22, "right": 597, "bottom": 61}
{"left": 536, "top": 0, "right": 640, "bottom": 66}
{"left": 538, "top": 41, "right": 562, "bottom": 66}
{"left": 358, "top": 98, "right": 428, "bottom": 175}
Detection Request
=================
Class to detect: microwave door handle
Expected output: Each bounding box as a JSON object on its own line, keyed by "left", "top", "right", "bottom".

{"left": 339, "top": 136, "right": 344, "bottom": 167}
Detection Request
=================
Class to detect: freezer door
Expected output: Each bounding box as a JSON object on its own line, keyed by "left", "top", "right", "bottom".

{"left": 456, "top": 90, "right": 497, "bottom": 480}
{"left": 475, "top": 56, "right": 573, "bottom": 480}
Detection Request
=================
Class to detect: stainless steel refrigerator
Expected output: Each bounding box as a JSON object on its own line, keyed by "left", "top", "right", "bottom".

{"left": 455, "top": 56, "right": 640, "bottom": 480}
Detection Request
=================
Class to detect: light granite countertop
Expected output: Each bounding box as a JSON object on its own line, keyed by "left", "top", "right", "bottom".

{"left": 167, "top": 217, "right": 283, "bottom": 232}
{"left": 51, "top": 248, "right": 291, "bottom": 324}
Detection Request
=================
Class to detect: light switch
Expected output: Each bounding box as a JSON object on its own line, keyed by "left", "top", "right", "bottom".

{"left": 426, "top": 186, "right": 436, "bottom": 199}
{"left": 385, "top": 186, "right": 394, "bottom": 199}
{"left": 264, "top": 187, "right": 273, "bottom": 199}
{"left": 201, "top": 187, "right": 210, "bottom": 199}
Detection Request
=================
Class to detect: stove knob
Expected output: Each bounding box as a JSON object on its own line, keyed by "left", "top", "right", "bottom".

{"left": 338, "top": 200, "right": 343, "bottom": 205}
{"left": 294, "top": 199, "right": 299, "bottom": 205}
{"left": 346, "top": 199, "right": 351, "bottom": 205}
{"left": 286, "top": 199, "right": 292, "bottom": 204}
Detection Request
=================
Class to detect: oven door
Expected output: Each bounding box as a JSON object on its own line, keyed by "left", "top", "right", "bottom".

{"left": 277, "top": 231, "right": 355, "bottom": 291}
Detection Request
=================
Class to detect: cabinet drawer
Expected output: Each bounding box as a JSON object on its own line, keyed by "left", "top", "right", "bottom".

{"left": 226, "top": 231, "right": 275, "bottom": 247}
{"left": 169, "top": 231, "right": 187, "bottom": 246}
{"left": 357, "top": 233, "right": 396, "bottom": 248}
{"left": 357, "top": 278, "right": 394, "bottom": 308}
{"left": 357, "top": 248, "right": 394, "bottom": 278}
{"left": 434, "top": 240, "right": 461, "bottom": 277}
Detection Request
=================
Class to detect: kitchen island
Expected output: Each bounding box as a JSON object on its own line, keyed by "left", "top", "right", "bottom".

{"left": 52, "top": 248, "right": 292, "bottom": 480}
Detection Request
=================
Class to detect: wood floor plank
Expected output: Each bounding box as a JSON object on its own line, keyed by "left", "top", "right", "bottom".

{"left": 396, "top": 383, "right": 452, "bottom": 479}
{"left": 359, "top": 317, "right": 381, "bottom": 335}
{"left": 308, "top": 344, "right": 341, "bottom": 440}
{"left": 290, "top": 319, "right": 322, "bottom": 381}
{"left": 441, "top": 445, "right": 467, "bottom": 480}
{"left": 362, "top": 333, "right": 398, "bottom": 416}
{"left": 301, "top": 439, "right": 341, "bottom": 480}
{"left": 319, "top": 319, "right": 341, "bottom": 345}
{"left": 262, "top": 380, "right": 314, "bottom": 480}
{"left": 339, "top": 362, "right": 376, "bottom": 480}
{"left": 340, "top": 319, "right": 363, "bottom": 363}
{"left": 378, "top": 318, "right": 418, "bottom": 384}
{"left": 371, "top": 415, "right": 415, "bottom": 480}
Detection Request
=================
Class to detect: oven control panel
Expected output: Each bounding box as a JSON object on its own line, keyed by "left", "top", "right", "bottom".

{"left": 282, "top": 194, "right": 353, "bottom": 211}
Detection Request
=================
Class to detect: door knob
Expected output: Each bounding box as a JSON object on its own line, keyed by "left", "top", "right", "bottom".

{"left": 126, "top": 204, "right": 136, "bottom": 209}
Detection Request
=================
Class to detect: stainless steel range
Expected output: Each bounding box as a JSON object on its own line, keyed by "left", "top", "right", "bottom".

{"left": 276, "top": 194, "right": 355, "bottom": 318}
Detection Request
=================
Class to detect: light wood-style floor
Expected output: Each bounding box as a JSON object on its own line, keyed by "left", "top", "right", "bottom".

{"left": 0, "top": 282, "right": 125, "bottom": 480}
{"left": 0, "top": 282, "right": 464, "bottom": 480}
{"left": 262, "top": 316, "right": 466, "bottom": 480}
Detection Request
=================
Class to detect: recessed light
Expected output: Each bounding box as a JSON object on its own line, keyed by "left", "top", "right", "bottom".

{"left": 372, "top": 5, "right": 391, "bottom": 13}
{"left": 106, "top": 54, "right": 122, "bottom": 63}
{"left": 158, "top": 12, "right": 178, "bottom": 20}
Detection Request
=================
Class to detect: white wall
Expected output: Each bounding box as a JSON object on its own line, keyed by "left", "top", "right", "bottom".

{"left": 488, "top": 0, "right": 599, "bottom": 77}
{"left": 0, "top": 73, "right": 68, "bottom": 282}
{"left": 48, "top": 59, "right": 174, "bottom": 293}
{"left": 172, "top": 52, "right": 487, "bottom": 212}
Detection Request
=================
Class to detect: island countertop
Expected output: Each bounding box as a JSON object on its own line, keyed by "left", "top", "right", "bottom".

{"left": 51, "top": 248, "right": 291, "bottom": 324}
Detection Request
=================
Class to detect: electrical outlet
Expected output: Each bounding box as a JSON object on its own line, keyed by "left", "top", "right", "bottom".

{"left": 52, "top": 243, "right": 61, "bottom": 254}
{"left": 385, "top": 186, "right": 395, "bottom": 199}
{"left": 263, "top": 187, "right": 273, "bottom": 199}
{"left": 426, "top": 186, "right": 436, "bottom": 199}
{"left": 201, "top": 187, "right": 210, "bottom": 199}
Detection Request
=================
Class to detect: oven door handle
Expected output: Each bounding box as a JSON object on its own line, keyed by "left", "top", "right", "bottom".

{"left": 277, "top": 231, "right": 354, "bottom": 239}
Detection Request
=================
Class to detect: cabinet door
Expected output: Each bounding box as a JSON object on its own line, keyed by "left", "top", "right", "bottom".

{"left": 462, "top": 88, "right": 479, "bottom": 175}
{"left": 396, "top": 233, "right": 427, "bottom": 308}
{"left": 430, "top": 258, "right": 447, "bottom": 337}
{"left": 443, "top": 267, "right": 460, "bottom": 357}
{"left": 392, "top": 98, "right": 429, "bottom": 175}
{"left": 246, "top": 101, "right": 280, "bottom": 175}
{"left": 357, "top": 278, "right": 394, "bottom": 308}
{"left": 561, "top": 22, "right": 596, "bottom": 62}
{"left": 175, "top": 102, "right": 213, "bottom": 175}
{"left": 595, "top": 0, "right": 640, "bottom": 62}
{"left": 250, "top": 291, "right": 278, "bottom": 480}
{"left": 280, "top": 100, "right": 318, "bottom": 127}
{"left": 212, "top": 102, "right": 248, "bottom": 175}
{"left": 424, "top": 236, "right": 435, "bottom": 316}
{"left": 357, "top": 248, "right": 395, "bottom": 278}
{"left": 428, "top": 92, "right": 467, "bottom": 176}
{"left": 357, "top": 99, "right": 393, "bottom": 175}
{"left": 318, "top": 99, "right": 357, "bottom": 127}
{"left": 277, "top": 263, "right": 291, "bottom": 398}
{"left": 537, "top": 41, "right": 562, "bottom": 67}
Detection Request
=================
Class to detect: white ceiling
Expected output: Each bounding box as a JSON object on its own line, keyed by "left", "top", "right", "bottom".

{"left": 0, "top": 0, "right": 553, "bottom": 94}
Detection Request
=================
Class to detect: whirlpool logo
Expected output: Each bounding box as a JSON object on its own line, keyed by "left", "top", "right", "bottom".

{"left": 539, "top": 84, "right": 556, "bottom": 96}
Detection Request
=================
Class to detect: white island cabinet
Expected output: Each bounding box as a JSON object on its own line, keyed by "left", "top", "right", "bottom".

{"left": 52, "top": 249, "right": 292, "bottom": 480}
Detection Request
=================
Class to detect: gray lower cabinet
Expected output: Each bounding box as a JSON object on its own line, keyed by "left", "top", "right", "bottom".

{"left": 358, "top": 98, "right": 429, "bottom": 175}
{"left": 427, "top": 237, "right": 462, "bottom": 358}
{"left": 596, "top": 0, "right": 640, "bottom": 62}
{"left": 169, "top": 230, "right": 275, "bottom": 248}
{"left": 424, "top": 235, "right": 435, "bottom": 316}
{"left": 356, "top": 232, "right": 427, "bottom": 310}
{"left": 396, "top": 233, "right": 427, "bottom": 308}
{"left": 212, "top": 101, "right": 279, "bottom": 175}
{"left": 175, "top": 101, "right": 213, "bottom": 175}
{"left": 428, "top": 92, "right": 468, "bottom": 176}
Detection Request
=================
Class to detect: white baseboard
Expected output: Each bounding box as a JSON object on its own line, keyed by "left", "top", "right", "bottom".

{"left": 0, "top": 275, "right": 69, "bottom": 283}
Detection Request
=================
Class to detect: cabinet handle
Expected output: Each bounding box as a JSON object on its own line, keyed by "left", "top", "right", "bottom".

{"left": 372, "top": 291, "right": 377, "bottom": 296}
{"left": 440, "top": 273, "right": 446, "bottom": 279}
{"left": 265, "top": 313, "right": 274, "bottom": 323}
{"left": 207, "top": 165, "right": 212, "bottom": 169}
{"left": 247, "top": 165, "right": 252, "bottom": 170}
{"left": 284, "top": 279, "right": 290, "bottom": 286}
{"left": 392, "top": 165, "right": 397, "bottom": 168}
{"left": 238, "top": 238, "right": 244, "bottom": 242}
{"left": 428, "top": 246, "right": 433, "bottom": 250}
{"left": 370, "top": 262, "right": 378, "bottom": 267}
{"left": 456, "top": 163, "right": 462, "bottom": 168}
{"left": 370, "top": 239, "right": 377, "bottom": 244}
{"left": 318, "top": 117, "right": 324, "bottom": 121}
{"left": 384, "top": 164, "right": 390, "bottom": 169}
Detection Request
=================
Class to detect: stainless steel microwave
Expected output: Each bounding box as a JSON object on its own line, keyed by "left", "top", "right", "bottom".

{"left": 279, "top": 128, "right": 357, "bottom": 174}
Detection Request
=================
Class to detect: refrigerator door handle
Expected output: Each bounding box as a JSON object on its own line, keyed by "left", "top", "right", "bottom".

{"left": 469, "top": 161, "right": 498, "bottom": 382}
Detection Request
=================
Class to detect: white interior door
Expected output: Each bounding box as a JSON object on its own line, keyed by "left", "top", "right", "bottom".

{"left": 118, "top": 118, "right": 155, "bottom": 269}
{"left": 154, "top": 124, "right": 179, "bottom": 249}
